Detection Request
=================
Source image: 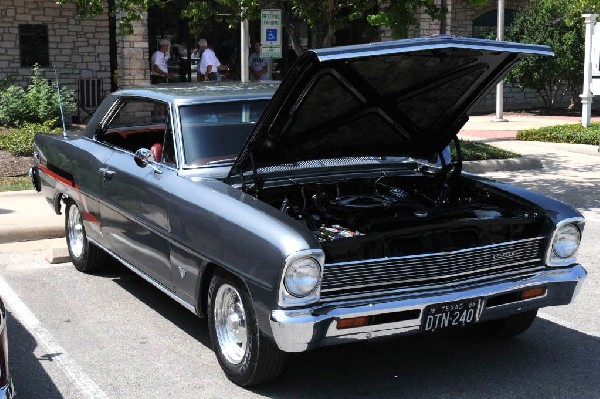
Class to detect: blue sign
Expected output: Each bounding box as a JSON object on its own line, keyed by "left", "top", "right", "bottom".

{"left": 266, "top": 29, "right": 278, "bottom": 42}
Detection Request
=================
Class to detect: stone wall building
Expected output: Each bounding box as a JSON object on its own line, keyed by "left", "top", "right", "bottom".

{"left": 0, "top": 0, "right": 548, "bottom": 119}
{"left": 0, "top": 0, "right": 149, "bottom": 121}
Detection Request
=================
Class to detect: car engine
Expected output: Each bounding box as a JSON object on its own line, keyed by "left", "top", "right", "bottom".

{"left": 259, "top": 173, "right": 543, "bottom": 262}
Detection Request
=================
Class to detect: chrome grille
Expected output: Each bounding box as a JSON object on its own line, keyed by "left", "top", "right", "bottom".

{"left": 320, "top": 237, "right": 547, "bottom": 301}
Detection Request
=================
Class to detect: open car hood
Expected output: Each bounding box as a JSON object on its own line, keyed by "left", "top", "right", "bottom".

{"left": 230, "top": 36, "right": 552, "bottom": 175}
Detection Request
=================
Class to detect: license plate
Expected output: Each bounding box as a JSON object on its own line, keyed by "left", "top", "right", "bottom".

{"left": 422, "top": 299, "right": 481, "bottom": 333}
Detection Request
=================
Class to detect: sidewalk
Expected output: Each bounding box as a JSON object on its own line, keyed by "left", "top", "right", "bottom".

{"left": 460, "top": 113, "right": 600, "bottom": 173}
{"left": 0, "top": 112, "right": 598, "bottom": 254}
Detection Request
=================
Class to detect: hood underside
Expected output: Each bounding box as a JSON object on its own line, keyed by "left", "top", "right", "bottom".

{"left": 231, "top": 36, "right": 552, "bottom": 175}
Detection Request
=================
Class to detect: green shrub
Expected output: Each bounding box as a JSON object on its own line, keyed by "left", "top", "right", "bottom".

{"left": 0, "top": 77, "right": 14, "bottom": 91}
{"left": 517, "top": 124, "right": 600, "bottom": 145}
{"left": 0, "top": 65, "right": 76, "bottom": 128}
{"left": 0, "top": 85, "right": 29, "bottom": 127}
{"left": 455, "top": 140, "right": 520, "bottom": 161}
{"left": 0, "top": 121, "right": 61, "bottom": 156}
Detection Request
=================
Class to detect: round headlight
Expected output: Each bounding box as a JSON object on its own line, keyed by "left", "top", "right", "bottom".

{"left": 284, "top": 258, "right": 321, "bottom": 297}
{"left": 552, "top": 224, "right": 581, "bottom": 259}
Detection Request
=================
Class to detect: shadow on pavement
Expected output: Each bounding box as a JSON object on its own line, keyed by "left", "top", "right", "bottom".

{"left": 480, "top": 152, "right": 600, "bottom": 212}
{"left": 105, "top": 261, "right": 211, "bottom": 348}
{"left": 255, "top": 318, "right": 599, "bottom": 398}
{"left": 8, "top": 312, "right": 64, "bottom": 399}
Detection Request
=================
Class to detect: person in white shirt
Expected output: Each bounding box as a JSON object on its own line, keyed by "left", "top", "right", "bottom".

{"left": 150, "top": 39, "right": 172, "bottom": 84}
{"left": 197, "top": 38, "right": 221, "bottom": 81}
{"left": 249, "top": 42, "right": 271, "bottom": 81}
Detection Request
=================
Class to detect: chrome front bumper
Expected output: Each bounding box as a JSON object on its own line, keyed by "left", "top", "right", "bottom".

{"left": 270, "top": 264, "right": 587, "bottom": 352}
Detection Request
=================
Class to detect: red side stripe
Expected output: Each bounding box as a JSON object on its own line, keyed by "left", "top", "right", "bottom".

{"left": 82, "top": 212, "right": 99, "bottom": 224}
{"left": 38, "top": 164, "right": 79, "bottom": 189}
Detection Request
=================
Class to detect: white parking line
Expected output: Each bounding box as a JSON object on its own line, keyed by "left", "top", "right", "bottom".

{"left": 538, "top": 311, "right": 599, "bottom": 338}
{"left": 0, "top": 276, "right": 109, "bottom": 399}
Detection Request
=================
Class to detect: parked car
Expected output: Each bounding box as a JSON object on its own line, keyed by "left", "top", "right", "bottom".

{"left": 0, "top": 297, "right": 15, "bottom": 398}
{"left": 30, "top": 36, "right": 587, "bottom": 387}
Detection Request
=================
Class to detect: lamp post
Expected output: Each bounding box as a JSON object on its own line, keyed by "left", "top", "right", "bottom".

{"left": 493, "top": 0, "right": 508, "bottom": 122}
{"left": 241, "top": 13, "right": 249, "bottom": 82}
{"left": 581, "top": 14, "right": 598, "bottom": 128}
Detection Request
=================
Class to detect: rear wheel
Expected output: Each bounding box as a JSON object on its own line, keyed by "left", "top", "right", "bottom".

{"left": 207, "top": 272, "right": 286, "bottom": 386}
{"left": 65, "top": 201, "right": 107, "bottom": 273}
{"left": 475, "top": 309, "right": 538, "bottom": 338}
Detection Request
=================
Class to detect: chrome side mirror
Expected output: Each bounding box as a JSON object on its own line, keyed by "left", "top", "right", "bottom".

{"left": 134, "top": 148, "right": 162, "bottom": 174}
{"left": 134, "top": 148, "right": 154, "bottom": 167}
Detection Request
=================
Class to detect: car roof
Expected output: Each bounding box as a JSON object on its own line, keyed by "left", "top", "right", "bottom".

{"left": 114, "top": 81, "right": 280, "bottom": 104}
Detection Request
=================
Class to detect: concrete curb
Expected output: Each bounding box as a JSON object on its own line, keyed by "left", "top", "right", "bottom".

{"left": 0, "top": 190, "right": 65, "bottom": 244}
{"left": 463, "top": 155, "right": 543, "bottom": 174}
{"left": 0, "top": 226, "right": 65, "bottom": 244}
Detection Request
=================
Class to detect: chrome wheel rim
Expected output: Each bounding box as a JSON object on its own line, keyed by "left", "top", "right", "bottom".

{"left": 67, "top": 205, "right": 84, "bottom": 259}
{"left": 214, "top": 283, "right": 248, "bottom": 365}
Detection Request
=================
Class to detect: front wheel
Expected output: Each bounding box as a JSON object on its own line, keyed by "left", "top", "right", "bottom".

{"left": 207, "top": 272, "right": 286, "bottom": 386}
{"left": 475, "top": 309, "right": 538, "bottom": 339}
{"left": 65, "top": 201, "right": 107, "bottom": 273}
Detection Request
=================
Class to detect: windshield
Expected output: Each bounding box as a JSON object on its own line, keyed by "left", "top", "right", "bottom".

{"left": 179, "top": 100, "right": 269, "bottom": 166}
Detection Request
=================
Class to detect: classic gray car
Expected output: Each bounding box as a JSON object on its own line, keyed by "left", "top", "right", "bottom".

{"left": 30, "top": 36, "right": 587, "bottom": 386}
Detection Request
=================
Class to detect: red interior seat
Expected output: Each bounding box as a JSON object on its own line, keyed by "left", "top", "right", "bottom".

{"left": 150, "top": 143, "right": 163, "bottom": 162}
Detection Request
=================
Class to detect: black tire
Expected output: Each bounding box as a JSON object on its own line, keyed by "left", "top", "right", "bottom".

{"left": 65, "top": 201, "right": 107, "bottom": 273}
{"left": 207, "top": 271, "right": 287, "bottom": 386}
{"left": 475, "top": 309, "right": 538, "bottom": 339}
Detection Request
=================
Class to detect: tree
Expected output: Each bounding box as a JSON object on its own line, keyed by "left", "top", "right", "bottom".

{"left": 56, "top": 0, "right": 165, "bottom": 35}
{"left": 506, "top": 0, "right": 600, "bottom": 108}
{"left": 56, "top": 0, "right": 485, "bottom": 57}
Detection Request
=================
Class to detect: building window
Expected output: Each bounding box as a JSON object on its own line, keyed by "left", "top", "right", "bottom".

{"left": 19, "top": 24, "right": 50, "bottom": 67}
{"left": 472, "top": 9, "right": 516, "bottom": 39}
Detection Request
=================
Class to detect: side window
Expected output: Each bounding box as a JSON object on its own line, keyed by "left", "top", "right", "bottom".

{"left": 99, "top": 99, "right": 174, "bottom": 165}
{"left": 162, "top": 124, "right": 176, "bottom": 166}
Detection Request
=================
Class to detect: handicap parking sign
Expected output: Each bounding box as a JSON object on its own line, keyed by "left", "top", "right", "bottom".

{"left": 266, "top": 29, "right": 277, "bottom": 42}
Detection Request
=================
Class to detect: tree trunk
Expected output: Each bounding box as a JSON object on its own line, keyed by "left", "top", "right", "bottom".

{"left": 281, "top": 5, "right": 304, "bottom": 57}
{"left": 321, "top": 0, "right": 337, "bottom": 48}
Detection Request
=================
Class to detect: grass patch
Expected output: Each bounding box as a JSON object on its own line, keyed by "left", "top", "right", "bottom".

{"left": 517, "top": 123, "right": 600, "bottom": 145}
{"left": 457, "top": 140, "right": 520, "bottom": 161}
{"left": 0, "top": 176, "right": 32, "bottom": 191}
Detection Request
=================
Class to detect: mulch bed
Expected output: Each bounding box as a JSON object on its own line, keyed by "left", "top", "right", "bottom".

{"left": 0, "top": 150, "right": 33, "bottom": 177}
{"left": 0, "top": 126, "right": 32, "bottom": 177}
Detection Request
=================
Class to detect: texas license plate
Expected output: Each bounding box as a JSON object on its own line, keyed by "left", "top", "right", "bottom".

{"left": 421, "top": 299, "right": 481, "bottom": 333}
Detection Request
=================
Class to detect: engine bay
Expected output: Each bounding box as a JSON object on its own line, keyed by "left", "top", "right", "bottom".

{"left": 257, "top": 173, "right": 543, "bottom": 260}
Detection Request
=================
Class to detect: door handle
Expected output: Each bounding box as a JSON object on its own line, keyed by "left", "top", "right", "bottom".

{"left": 99, "top": 167, "right": 115, "bottom": 182}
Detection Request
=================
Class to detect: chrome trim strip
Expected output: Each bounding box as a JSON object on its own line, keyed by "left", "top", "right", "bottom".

{"left": 324, "top": 237, "right": 545, "bottom": 268}
{"left": 322, "top": 259, "right": 543, "bottom": 290}
{"left": 320, "top": 266, "right": 546, "bottom": 303}
{"left": 89, "top": 238, "right": 197, "bottom": 314}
